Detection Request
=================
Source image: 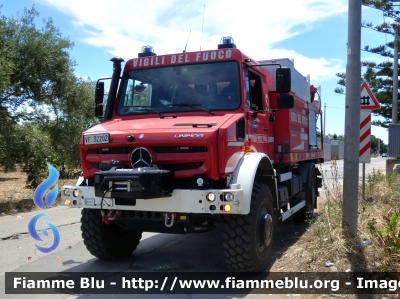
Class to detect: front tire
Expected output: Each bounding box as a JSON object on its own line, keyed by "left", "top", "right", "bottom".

{"left": 81, "top": 209, "right": 142, "bottom": 259}
{"left": 223, "top": 182, "right": 275, "bottom": 272}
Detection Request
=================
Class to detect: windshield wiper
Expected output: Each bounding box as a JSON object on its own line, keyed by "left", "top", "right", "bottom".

{"left": 169, "top": 103, "right": 214, "bottom": 115}
{"left": 131, "top": 106, "right": 176, "bottom": 118}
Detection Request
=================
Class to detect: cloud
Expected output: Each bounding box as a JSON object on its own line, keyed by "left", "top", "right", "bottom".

{"left": 260, "top": 48, "right": 344, "bottom": 83}
{"left": 38, "top": 0, "right": 347, "bottom": 81}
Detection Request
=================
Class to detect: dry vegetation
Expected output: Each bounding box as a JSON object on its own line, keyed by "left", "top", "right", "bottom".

{"left": 272, "top": 160, "right": 400, "bottom": 274}
{"left": 0, "top": 169, "right": 76, "bottom": 214}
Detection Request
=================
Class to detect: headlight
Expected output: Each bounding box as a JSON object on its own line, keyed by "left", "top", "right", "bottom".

{"left": 224, "top": 192, "right": 234, "bottom": 201}
{"left": 73, "top": 189, "right": 80, "bottom": 197}
{"left": 206, "top": 192, "right": 216, "bottom": 202}
{"left": 63, "top": 189, "right": 71, "bottom": 197}
{"left": 64, "top": 199, "right": 71, "bottom": 205}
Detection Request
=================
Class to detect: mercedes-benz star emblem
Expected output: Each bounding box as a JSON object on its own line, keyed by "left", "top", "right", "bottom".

{"left": 130, "top": 148, "right": 152, "bottom": 168}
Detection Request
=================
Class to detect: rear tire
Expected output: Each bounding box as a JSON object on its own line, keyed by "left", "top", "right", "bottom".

{"left": 223, "top": 182, "right": 275, "bottom": 272}
{"left": 292, "top": 163, "right": 317, "bottom": 223}
{"left": 81, "top": 209, "right": 142, "bottom": 259}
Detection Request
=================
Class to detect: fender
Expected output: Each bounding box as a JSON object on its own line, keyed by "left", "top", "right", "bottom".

{"left": 230, "top": 152, "right": 277, "bottom": 214}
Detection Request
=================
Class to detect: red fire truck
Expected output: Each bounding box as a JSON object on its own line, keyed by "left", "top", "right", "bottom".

{"left": 62, "top": 37, "right": 323, "bottom": 272}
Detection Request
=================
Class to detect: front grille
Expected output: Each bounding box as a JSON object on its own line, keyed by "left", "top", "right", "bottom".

{"left": 87, "top": 147, "right": 134, "bottom": 154}
{"left": 152, "top": 146, "right": 208, "bottom": 153}
{"left": 159, "top": 162, "right": 203, "bottom": 171}
{"left": 91, "top": 161, "right": 130, "bottom": 170}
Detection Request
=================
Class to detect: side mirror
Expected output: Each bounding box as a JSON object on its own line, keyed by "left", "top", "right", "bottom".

{"left": 277, "top": 94, "right": 294, "bottom": 109}
{"left": 95, "top": 81, "right": 104, "bottom": 118}
{"left": 276, "top": 68, "right": 291, "bottom": 93}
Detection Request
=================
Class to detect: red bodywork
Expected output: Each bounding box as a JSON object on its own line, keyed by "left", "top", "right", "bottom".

{"left": 80, "top": 48, "right": 323, "bottom": 180}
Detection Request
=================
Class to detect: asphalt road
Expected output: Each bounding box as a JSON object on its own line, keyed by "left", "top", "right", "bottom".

{"left": 319, "top": 156, "right": 387, "bottom": 183}
{"left": 0, "top": 157, "right": 388, "bottom": 299}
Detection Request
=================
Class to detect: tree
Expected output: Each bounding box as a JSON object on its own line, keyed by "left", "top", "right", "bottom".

{"left": 327, "top": 133, "right": 344, "bottom": 141}
{"left": 370, "top": 134, "right": 388, "bottom": 153}
{"left": 0, "top": 6, "right": 99, "bottom": 187}
{"left": 335, "top": 0, "right": 400, "bottom": 127}
{"left": 0, "top": 6, "right": 76, "bottom": 122}
{"left": 337, "top": 134, "right": 345, "bottom": 141}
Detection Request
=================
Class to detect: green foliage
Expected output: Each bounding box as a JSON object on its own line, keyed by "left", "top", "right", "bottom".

{"left": 336, "top": 0, "right": 400, "bottom": 127}
{"left": 0, "top": 6, "right": 99, "bottom": 188}
{"left": 0, "top": 6, "right": 75, "bottom": 121}
{"left": 327, "top": 133, "right": 345, "bottom": 142}
{"left": 0, "top": 200, "right": 14, "bottom": 214}
{"left": 0, "top": 198, "right": 37, "bottom": 214}
{"left": 367, "top": 168, "right": 386, "bottom": 189}
{"left": 384, "top": 172, "right": 400, "bottom": 205}
{"left": 370, "top": 134, "right": 388, "bottom": 153}
{"left": 0, "top": 108, "right": 20, "bottom": 170}
{"left": 368, "top": 211, "right": 400, "bottom": 256}
{"left": 365, "top": 168, "right": 400, "bottom": 257}
{"left": 337, "top": 135, "right": 345, "bottom": 141}
{"left": 309, "top": 158, "right": 400, "bottom": 270}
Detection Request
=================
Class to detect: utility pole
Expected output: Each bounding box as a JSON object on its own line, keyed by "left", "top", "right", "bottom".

{"left": 342, "top": 0, "right": 361, "bottom": 237}
{"left": 324, "top": 102, "right": 326, "bottom": 137}
{"left": 393, "top": 29, "right": 399, "bottom": 124}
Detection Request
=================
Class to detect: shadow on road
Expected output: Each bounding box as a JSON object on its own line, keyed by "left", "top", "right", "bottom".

{"left": 0, "top": 213, "right": 310, "bottom": 298}
{"left": 41, "top": 214, "right": 311, "bottom": 298}
{"left": 266, "top": 217, "right": 310, "bottom": 271}
{"left": 345, "top": 236, "right": 373, "bottom": 299}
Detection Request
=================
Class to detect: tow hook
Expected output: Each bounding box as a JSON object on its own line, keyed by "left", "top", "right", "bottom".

{"left": 102, "top": 210, "right": 119, "bottom": 225}
{"left": 164, "top": 212, "right": 177, "bottom": 228}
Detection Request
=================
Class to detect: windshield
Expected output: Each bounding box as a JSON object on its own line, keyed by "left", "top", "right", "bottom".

{"left": 116, "top": 61, "right": 240, "bottom": 115}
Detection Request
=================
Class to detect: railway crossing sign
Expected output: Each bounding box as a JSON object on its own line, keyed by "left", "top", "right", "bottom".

{"left": 360, "top": 81, "right": 380, "bottom": 110}
{"left": 359, "top": 82, "right": 380, "bottom": 163}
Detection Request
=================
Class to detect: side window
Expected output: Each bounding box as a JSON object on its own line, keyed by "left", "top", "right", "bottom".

{"left": 123, "top": 79, "right": 135, "bottom": 106}
{"left": 248, "top": 71, "right": 262, "bottom": 111}
{"left": 244, "top": 70, "right": 251, "bottom": 108}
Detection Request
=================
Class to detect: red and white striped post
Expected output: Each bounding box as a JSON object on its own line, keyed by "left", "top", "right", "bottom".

{"left": 359, "top": 112, "right": 372, "bottom": 163}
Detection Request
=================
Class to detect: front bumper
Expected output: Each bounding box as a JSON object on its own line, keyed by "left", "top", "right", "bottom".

{"left": 61, "top": 185, "right": 244, "bottom": 214}
{"left": 61, "top": 167, "right": 244, "bottom": 214}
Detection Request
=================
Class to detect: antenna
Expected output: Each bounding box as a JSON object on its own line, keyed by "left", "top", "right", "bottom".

{"left": 183, "top": 30, "right": 191, "bottom": 52}
{"left": 200, "top": 4, "right": 205, "bottom": 50}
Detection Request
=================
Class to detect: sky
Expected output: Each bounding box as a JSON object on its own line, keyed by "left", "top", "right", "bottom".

{"left": 1, "top": 0, "right": 394, "bottom": 144}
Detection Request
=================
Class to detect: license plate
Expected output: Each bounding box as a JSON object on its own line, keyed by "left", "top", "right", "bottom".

{"left": 84, "top": 133, "right": 109, "bottom": 145}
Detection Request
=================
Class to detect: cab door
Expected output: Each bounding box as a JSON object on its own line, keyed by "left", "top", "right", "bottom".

{"left": 245, "top": 69, "right": 274, "bottom": 159}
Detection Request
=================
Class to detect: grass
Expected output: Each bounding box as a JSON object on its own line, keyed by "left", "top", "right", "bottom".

{"left": 0, "top": 169, "right": 76, "bottom": 214}
{"left": 306, "top": 160, "right": 400, "bottom": 272}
